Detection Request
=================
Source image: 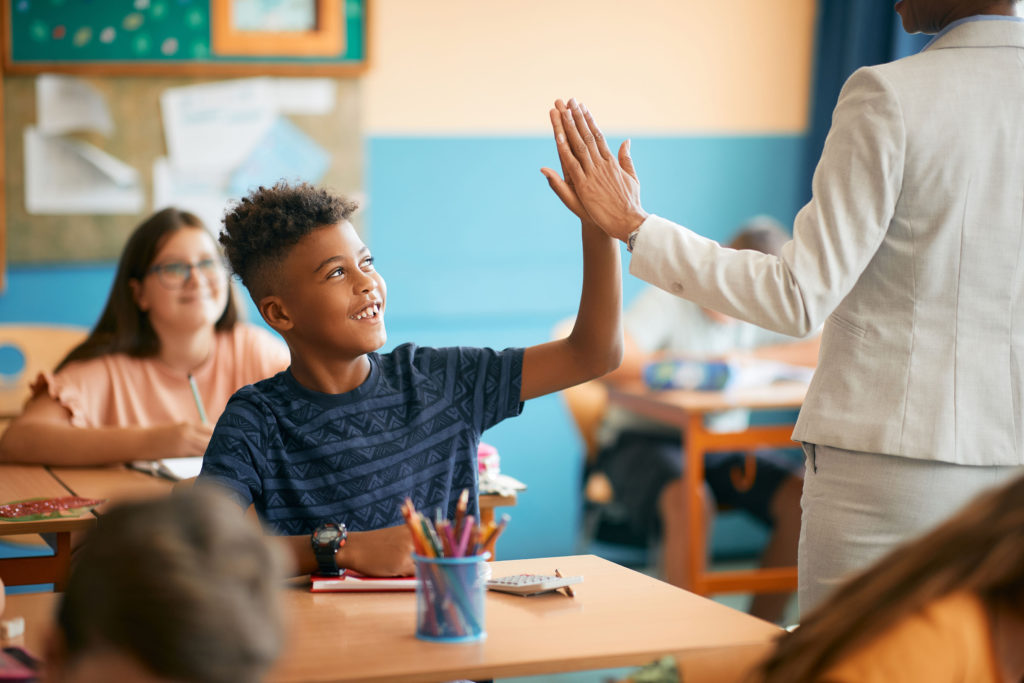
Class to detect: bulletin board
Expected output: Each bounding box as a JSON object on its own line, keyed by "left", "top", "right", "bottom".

{"left": 1, "top": 0, "right": 369, "bottom": 76}
{"left": 2, "top": 73, "right": 364, "bottom": 264}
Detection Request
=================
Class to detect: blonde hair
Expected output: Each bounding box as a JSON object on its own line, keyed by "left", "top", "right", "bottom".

{"left": 759, "top": 473, "right": 1024, "bottom": 682}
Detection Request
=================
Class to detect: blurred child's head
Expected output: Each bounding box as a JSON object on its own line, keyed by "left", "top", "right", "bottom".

{"left": 219, "top": 183, "right": 384, "bottom": 358}
{"left": 761, "top": 471, "right": 1024, "bottom": 682}
{"left": 727, "top": 215, "right": 789, "bottom": 255}
{"left": 48, "top": 490, "right": 289, "bottom": 683}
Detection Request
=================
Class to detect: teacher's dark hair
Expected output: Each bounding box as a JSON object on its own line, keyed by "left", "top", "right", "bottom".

{"left": 759, "top": 473, "right": 1024, "bottom": 682}
{"left": 57, "top": 208, "right": 239, "bottom": 372}
{"left": 57, "top": 490, "right": 288, "bottom": 683}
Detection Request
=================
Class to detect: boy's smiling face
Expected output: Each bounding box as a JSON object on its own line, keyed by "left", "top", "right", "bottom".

{"left": 265, "top": 220, "right": 387, "bottom": 360}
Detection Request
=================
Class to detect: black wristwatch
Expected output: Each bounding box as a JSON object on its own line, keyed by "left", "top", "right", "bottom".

{"left": 311, "top": 522, "right": 347, "bottom": 576}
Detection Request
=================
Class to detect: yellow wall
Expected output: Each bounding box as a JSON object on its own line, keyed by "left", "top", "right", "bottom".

{"left": 364, "top": 0, "right": 817, "bottom": 135}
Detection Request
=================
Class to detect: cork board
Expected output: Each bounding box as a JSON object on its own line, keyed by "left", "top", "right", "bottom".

{"left": 2, "top": 74, "right": 363, "bottom": 263}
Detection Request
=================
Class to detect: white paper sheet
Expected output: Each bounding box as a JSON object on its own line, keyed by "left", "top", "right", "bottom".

{"left": 24, "top": 127, "right": 143, "bottom": 215}
{"left": 270, "top": 78, "right": 337, "bottom": 115}
{"left": 228, "top": 116, "right": 331, "bottom": 196}
{"left": 36, "top": 73, "right": 113, "bottom": 136}
{"left": 160, "top": 78, "right": 277, "bottom": 172}
{"left": 152, "top": 157, "right": 232, "bottom": 235}
{"left": 130, "top": 457, "right": 203, "bottom": 481}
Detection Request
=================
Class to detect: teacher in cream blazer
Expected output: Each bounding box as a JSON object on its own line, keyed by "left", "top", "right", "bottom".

{"left": 543, "top": 0, "right": 1024, "bottom": 613}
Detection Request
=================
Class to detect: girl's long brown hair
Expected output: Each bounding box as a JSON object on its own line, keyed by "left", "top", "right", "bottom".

{"left": 760, "top": 473, "right": 1024, "bottom": 682}
{"left": 56, "top": 208, "right": 239, "bottom": 372}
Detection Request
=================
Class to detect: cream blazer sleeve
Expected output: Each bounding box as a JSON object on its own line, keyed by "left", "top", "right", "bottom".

{"left": 629, "top": 66, "right": 904, "bottom": 339}
{"left": 626, "top": 20, "right": 1024, "bottom": 465}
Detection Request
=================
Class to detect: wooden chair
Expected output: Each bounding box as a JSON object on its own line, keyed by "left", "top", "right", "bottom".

{"left": 0, "top": 324, "right": 88, "bottom": 431}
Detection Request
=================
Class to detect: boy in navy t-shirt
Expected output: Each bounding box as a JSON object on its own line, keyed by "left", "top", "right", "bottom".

{"left": 198, "top": 177, "right": 622, "bottom": 578}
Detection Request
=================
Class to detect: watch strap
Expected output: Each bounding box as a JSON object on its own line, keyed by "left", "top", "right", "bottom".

{"left": 312, "top": 522, "right": 346, "bottom": 577}
{"left": 627, "top": 227, "right": 641, "bottom": 253}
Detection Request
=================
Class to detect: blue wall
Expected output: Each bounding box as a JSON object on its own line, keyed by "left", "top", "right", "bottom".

{"left": 0, "top": 133, "right": 806, "bottom": 560}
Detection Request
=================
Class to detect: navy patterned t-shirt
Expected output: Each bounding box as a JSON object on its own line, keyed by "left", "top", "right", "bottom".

{"left": 197, "top": 343, "right": 524, "bottom": 536}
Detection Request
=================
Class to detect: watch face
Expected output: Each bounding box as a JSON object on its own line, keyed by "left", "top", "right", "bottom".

{"left": 317, "top": 528, "right": 339, "bottom": 544}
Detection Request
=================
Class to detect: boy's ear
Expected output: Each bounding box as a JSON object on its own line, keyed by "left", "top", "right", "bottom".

{"left": 259, "top": 295, "right": 293, "bottom": 333}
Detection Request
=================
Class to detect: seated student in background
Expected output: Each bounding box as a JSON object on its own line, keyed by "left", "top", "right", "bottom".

{"left": 0, "top": 208, "right": 289, "bottom": 466}
{"left": 595, "top": 217, "right": 819, "bottom": 623}
{"left": 44, "top": 489, "right": 289, "bottom": 683}
{"left": 197, "top": 179, "right": 622, "bottom": 578}
{"left": 760, "top": 472, "right": 1024, "bottom": 683}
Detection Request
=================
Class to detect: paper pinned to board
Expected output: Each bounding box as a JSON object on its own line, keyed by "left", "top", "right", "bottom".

{"left": 36, "top": 73, "right": 113, "bottom": 136}
{"left": 24, "top": 126, "right": 143, "bottom": 214}
{"left": 153, "top": 156, "right": 232, "bottom": 235}
{"left": 228, "top": 116, "right": 330, "bottom": 197}
{"left": 160, "top": 78, "right": 277, "bottom": 172}
{"left": 270, "top": 78, "right": 337, "bottom": 115}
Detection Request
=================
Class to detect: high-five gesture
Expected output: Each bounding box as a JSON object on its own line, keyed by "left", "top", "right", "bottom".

{"left": 544, "top": 98, "right": 648, "bottom": 243}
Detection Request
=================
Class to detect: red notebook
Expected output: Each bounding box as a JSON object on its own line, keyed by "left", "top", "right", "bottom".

{"left": 310, "top": 570, "right": 417, "bottom": 592}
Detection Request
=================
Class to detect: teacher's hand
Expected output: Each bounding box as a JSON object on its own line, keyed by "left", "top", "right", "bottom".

{"left": 548, "top": 98, "right": 648, "bottom": 243}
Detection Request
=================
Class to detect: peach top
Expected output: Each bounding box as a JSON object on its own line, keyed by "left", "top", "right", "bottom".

{"left": 820, "top": 591, "right": 999, "bottom": 682}
{"left": 32, "top": 324, "right": 289, "bottom": 428}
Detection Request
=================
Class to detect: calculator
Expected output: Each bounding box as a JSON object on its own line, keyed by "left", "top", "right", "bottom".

{"left": 486, "top": 573, "right": 583, "bottom": 596}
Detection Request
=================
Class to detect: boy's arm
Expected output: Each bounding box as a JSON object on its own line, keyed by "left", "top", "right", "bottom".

{"left": 280, "top": 525, "right": 415, "bottom": 577}
{"left": 525, "top": 108, "right": 624, "bottom": 401}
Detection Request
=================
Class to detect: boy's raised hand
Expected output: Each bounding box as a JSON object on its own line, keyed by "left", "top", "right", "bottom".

{"left": 541, "top": 106, "right": 589, "bottom": 221}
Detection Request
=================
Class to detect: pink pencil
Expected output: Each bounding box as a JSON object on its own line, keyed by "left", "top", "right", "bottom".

{"left": 455, "top": 514, "right": 475, "bottom": 557}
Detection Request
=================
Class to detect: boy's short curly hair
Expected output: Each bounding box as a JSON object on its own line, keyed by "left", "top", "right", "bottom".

{"left": 220, "top": 181, "right": 358, "bottom": 300}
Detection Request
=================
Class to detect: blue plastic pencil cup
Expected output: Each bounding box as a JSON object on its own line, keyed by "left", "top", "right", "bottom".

{"left": 413, "top": 552, "right": 488, "bottom": 643}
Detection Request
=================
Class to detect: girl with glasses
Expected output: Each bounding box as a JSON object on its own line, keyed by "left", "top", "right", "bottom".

{"left": 0, "top": 208, "right": 289, "bottom": 466}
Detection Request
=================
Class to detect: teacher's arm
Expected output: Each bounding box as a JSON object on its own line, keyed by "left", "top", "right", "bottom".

{"left": 552, "top": 70, "right": 905, "bottom": 338}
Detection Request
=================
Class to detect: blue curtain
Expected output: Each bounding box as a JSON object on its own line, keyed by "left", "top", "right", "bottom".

{"left": 801, "top": 2, "right": 930, "bottom": 202}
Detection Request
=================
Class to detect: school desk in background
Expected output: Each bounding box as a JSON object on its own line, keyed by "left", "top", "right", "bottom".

{"left": 606, "top": 380, "right": 808, "bottom": 599}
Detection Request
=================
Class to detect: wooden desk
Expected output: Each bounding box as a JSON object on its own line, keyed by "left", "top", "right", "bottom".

{"left": 606, "top": 381, "right": 807, "bottom": 597}
{"left": 3, "top": 554, "right": 780, "bottom": 683}
{"left": 52, "top": 464, "right": 515, "bottom": 552}
{"left": 0, "top": 465, "right": 96, "bottom": 590}
{"left": 49, "top": 465, "right": 174, "bottom": 515}
{"left": 478, "top": 491, "right": 516, "bottom": 527}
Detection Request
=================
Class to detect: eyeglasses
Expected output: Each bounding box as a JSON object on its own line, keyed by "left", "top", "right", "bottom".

{"left": 147, "top": 258, "right": 224, "bottom": 289}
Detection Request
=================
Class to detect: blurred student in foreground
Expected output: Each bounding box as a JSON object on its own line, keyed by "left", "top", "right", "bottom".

{"left": 44, "top": 490, "right": 290, "bottom": 683}
{"left": 0, "top": 208, "right": 288, "bottom": 466}
{"left": 759, "top": 473, "right": 1024, "bottom": 682}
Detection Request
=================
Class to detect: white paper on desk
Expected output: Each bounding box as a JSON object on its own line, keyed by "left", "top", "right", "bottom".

{"left": 24, "top": 127, "right": 143, "bottom": 214}
{"left": 36, "top": 73, "right": 113, "bottom": 136}
{"left": 153, "top": 157, "right": 232, "bottom": 236}
{"left": 724, "top": 359, "right": 815, "bottom": 390}
{"left": 130, "top": 457, "right": 203, "bottom": 481}
{"left": 479, "top": 473, "right": 527, "bottom": 497}
{"left": 270, "top": 78, "right": 336, "bottom": 115}
{"left": 160, "top": 78, "right": 277, "bottom": 172}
